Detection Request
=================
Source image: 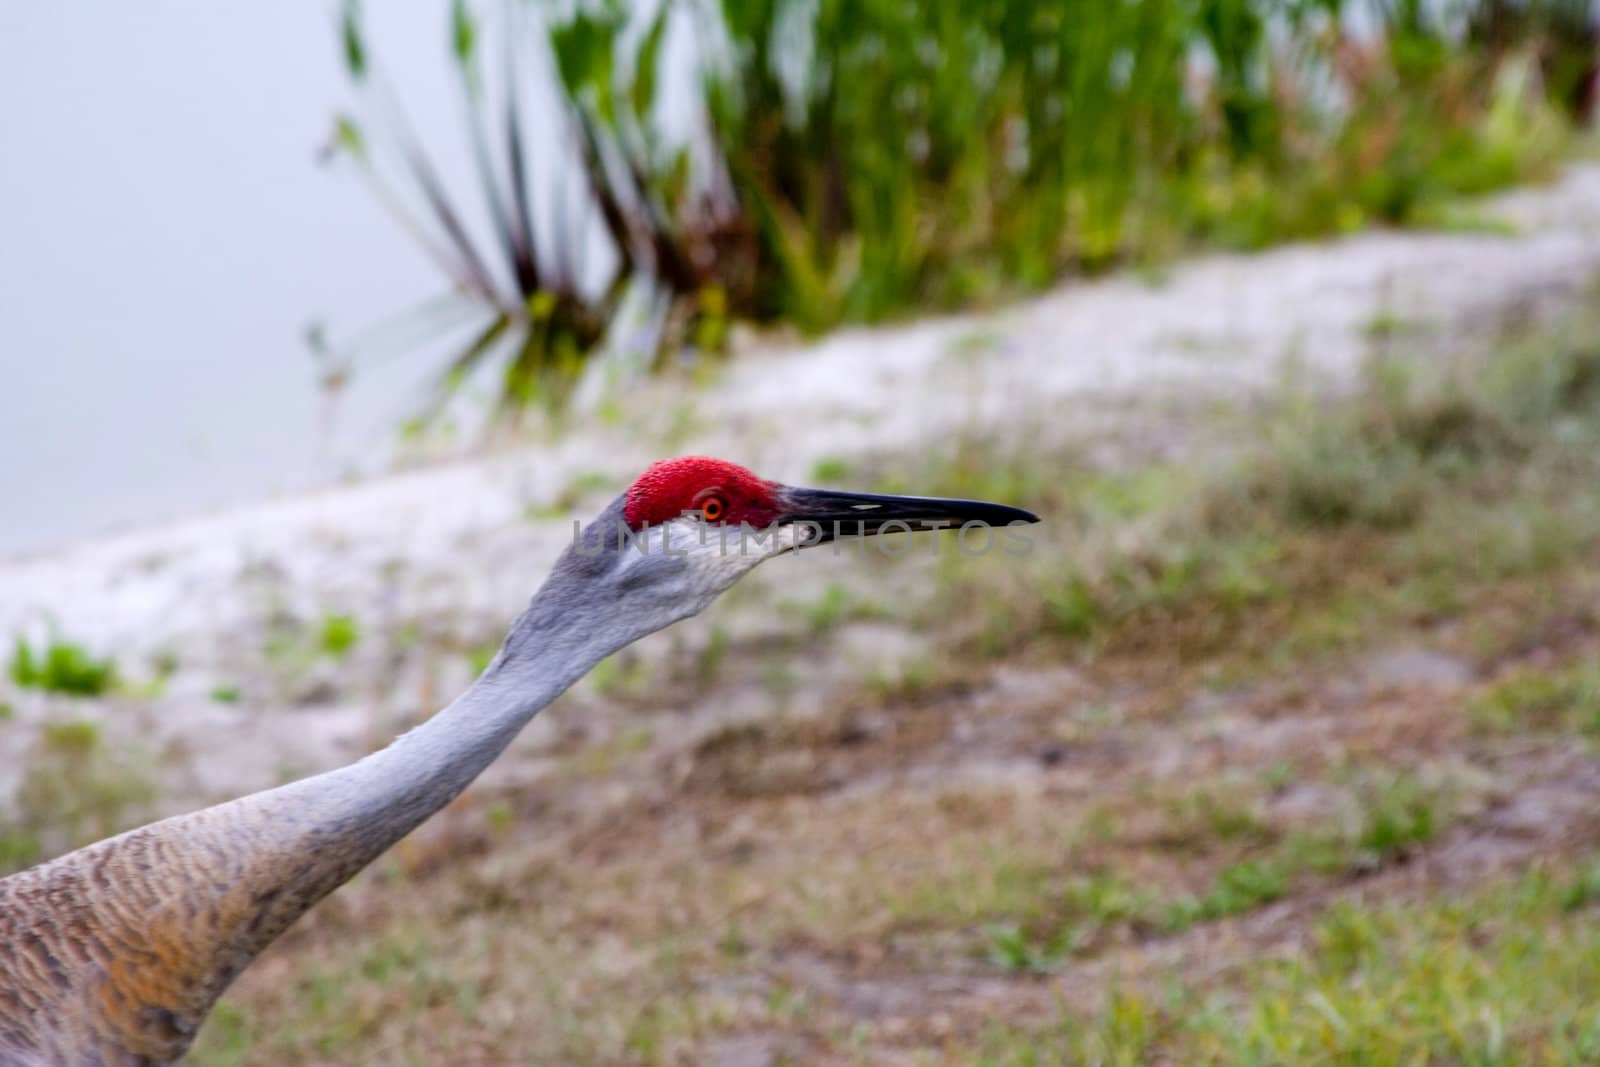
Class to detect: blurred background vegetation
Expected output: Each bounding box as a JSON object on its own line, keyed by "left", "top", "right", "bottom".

{"left": 328, "top": 0, "right": 1594, "bottom": 420}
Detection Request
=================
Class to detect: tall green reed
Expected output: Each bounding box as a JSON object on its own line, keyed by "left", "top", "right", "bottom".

{"left": 328, "top": 0, "right": 1590, "bottom": 423}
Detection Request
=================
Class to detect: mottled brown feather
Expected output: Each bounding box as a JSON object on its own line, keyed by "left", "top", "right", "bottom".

{"left": 0, "top": 784, "right": 374, "bottom": 1065}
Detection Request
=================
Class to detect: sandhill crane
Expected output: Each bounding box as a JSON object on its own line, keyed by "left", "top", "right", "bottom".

{"left": 0, "top": 456, "right": 1037, "bottom": 1065}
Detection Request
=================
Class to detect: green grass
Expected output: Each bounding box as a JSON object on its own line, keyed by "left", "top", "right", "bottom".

{"left": 865, "top": 656, "right": 946, "bottom": 704}
{"left": 40, "top": 719, "right": 101, "bottom": 755}
{"left": 1562, "top": 859, "right": 1600, "bottom": 911}
{"left": 809, "top": 456, "right": 853, "bottom": 484}
{"left": 986, "top": 922, "right": 1076, "bottom": 975}
{"left": 1352, "top": 771, "right": 1444, "bottom": 860}
{"left": 960, "top": 766, "right": 1458, "bottom": 969}
{"left": 703, "top": 0, "right": 1572, "bottom": 328}
{"left": 9, "top": 635, "right": 118, "bottom": 696}
{"left": 1163, "top": 860, "right": 1290, "bottom": 930}
{"left": 695, "top": 624, "right": 729, "bottom": 685}
{"left": 256, "top": 611, "right": 369, "bottom": 699}
{"left": 986, "top": 871, "right": 1160, "bottom": 974}
{"left": 977, "top": 861, "right": 1600, "bottom": 1065}
{"left": 1164, "top": 786, "right": 1276, "bottom": 848}
{"left": 195, "top": 932, "right": 467, "bottom": 1064}
{"left": 526, "top": 471, "right": 621, "bottom": 521}
{"left": 1471, "top": 664, "right": 1600, "bottom": 736}
{"left": 1186, "top": 868, "right": 1600, "bottom": 1064}
{"left": 898, "top": 298, "right": 1600, "bottom": 670}
{"left": 467, "top": 642, "right": 499, "bottom": 675}
{"left": 572, "top": 724, "right": 655, "bottom": 778}
{"left": 586, "top": 651, "right": 653, "bottom": 699}
{"left": 318, "top": 614, "right": 361, "bottom": 660}
{"left": 784, "top": 582, "right": 886, "bottom": 635}
{"left": 4, "top": 718, "right": 156, "bottom": 876}
{"left": 0, "top": 828, "right": 42, "bottom": 876}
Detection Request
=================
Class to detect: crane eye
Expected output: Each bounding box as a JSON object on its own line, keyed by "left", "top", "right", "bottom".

{"left": 701, "top": 496, "right": 725, "bottom": 522}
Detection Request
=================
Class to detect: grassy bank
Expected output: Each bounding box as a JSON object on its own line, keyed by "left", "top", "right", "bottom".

{"left": 977, "top": 863, "right": 1600, "bottom": 1065}
{"left": 333, "top": 0, "right": 1592, "bottom": 418}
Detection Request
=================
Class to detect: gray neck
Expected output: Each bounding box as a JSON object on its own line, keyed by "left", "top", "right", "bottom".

{"left": 166, "top": 495, "right": 738, "bottom": 994}
{"left": 301, "top": 498, "right": 732, "bottom": 865}
{"left": 302, "top": 535, "right": 640, "bottom": 867}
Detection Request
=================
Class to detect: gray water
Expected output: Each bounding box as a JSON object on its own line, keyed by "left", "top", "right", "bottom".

{"left": 0, "top": 5, "right": 483, "bottom": 555}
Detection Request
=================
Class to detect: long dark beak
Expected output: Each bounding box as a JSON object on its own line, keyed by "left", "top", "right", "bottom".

{"left": 779, "top": 486, "right": 1040, "bottom": 544}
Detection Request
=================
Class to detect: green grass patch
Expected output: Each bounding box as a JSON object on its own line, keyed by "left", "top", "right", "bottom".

{"left": 908, "top": 300, "right": 1600, "bottom": 670}
{"left": 964, "top": 768, "right": 1456, "bottom": 970}
{"left": 1163, "top": 860, "right": 1289, "bottom": 930}
{"left": 467, "top": 642, "right": 499, "bottom": 676}
{"left": 5, "top": 718, "right": 156, "bottom": 874}
{"left": 809, "top": 456, "right": 853, "bottom": 484}
{"left": 526, "top": 471, "right": 621, "bottom": 521}
{"left": 1471, "top": 664, "right": 1600, "bottom": 736}
{"left": 586, "top": 651, "right": 653, "bottom": 700}
{"left": 781, "top": 582, "right": 886, "bottom": 635}
{"left": 976, "top": 861, "right": 1600, "bottom": 1065}
{"left": 9, "top": 635, "right": 118, "bottom": 697}
{"left": 1351, "top": 770, "right": 1445, "bottom": 861}
{"left": 317, "top": 614, "right": 361, "bottom": 660}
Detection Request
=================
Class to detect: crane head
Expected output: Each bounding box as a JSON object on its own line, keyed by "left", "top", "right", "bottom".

{"left": 621, "top": 455, "right": 1039, "bottom": 544}
{"left": 536, "top": 456, "right": 1039, "bottom": 662}
{"left": 623, "top": 455, "right": 787, "bottom": 530}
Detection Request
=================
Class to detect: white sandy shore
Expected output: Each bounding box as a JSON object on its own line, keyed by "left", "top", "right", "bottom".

{"left": 4, "top": 165, "right": 1600, "bottom": 812}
